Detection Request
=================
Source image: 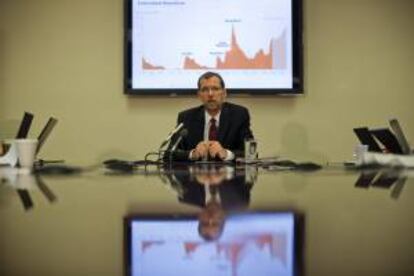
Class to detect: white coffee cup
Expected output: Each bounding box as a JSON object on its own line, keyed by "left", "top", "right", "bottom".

{"left": 15, "top": 139, "right": 38, "bottom": 170}
{"left": 353, "top": 144, "right": 368, "bottom": 165}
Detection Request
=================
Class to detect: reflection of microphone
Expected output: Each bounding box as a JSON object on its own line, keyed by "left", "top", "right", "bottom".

{"left": 170, "top": 129, "right": 188, "bottom": 152}
{"left": 159, "top": 123, "right": 184, "bottom": 150}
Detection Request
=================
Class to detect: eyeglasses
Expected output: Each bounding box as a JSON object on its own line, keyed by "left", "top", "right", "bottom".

{"left": 199, "top": 86, "right": 223, "bottom": 94}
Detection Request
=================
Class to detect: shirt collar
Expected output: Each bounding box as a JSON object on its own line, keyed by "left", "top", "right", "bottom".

{"left": 205, "top": 110, "right": 221, "bottom": 125}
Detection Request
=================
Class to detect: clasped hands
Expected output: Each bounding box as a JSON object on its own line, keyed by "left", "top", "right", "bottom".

{"left": 191, "top": 141, "right": 227, "bottom": 160}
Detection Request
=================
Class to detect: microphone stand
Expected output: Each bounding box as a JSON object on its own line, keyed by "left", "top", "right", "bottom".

{"left": 168, "top": 135, "right": 184, "bottom": 165}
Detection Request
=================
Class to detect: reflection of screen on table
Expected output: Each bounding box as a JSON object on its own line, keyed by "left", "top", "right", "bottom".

{"left": 127, "top": 213, "right": 297, "bottom": 276}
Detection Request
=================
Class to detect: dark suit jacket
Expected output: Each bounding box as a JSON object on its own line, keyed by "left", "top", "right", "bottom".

{"left": 176, "top": 175, "right": 252, "bottom": 211}
{"left": 172, "top": 102, "right": 253, "bottom": 161}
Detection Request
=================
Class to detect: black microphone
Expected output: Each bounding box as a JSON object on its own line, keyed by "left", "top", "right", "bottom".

{"left": 164, "top": 128, "right": 188, "bottom": 163}
{"left": 159, "top": 123, "right": 184, "bottom": 150}
{"left": 170, "top": 129, "right": 188, "bottom": 152}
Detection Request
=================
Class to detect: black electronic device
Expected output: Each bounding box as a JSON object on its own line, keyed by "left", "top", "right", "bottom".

{"left": 353, "top": 127, "right": 383, "bottom": 152}
{"left": 273, "top": 160, "right": 297, "bottom": 167}
{"left": 124, "top": 0, "right": 303, "bottom": 95}
{"left": 16, "top": 189, "right": 34, "bottom": 210}
{"left": 295, "top": 162, "right": 322, "bottom": 171}
{"left": 371, "top": 171, "right": 399, "bottom": 188}
{"left": 370, "top": 128, "right": 404, "bottom": 154}
{"left": 389, "top": 118, "right": 411, "bottom": 154}
{"left": 354, "top": 171, "right": 378, "bottom": 188}
{"left": 36, "top": 117, "right": 58, "bottom": 155}
{"left": 15, "top": 112, "right": 34, "bottom": 139}
{"left": 35, "top": 164, "right": 82, "bottom": 175}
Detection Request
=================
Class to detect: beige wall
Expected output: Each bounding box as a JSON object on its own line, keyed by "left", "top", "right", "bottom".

{"left": 1, "top": 0, "right": 413, "bottom": 164}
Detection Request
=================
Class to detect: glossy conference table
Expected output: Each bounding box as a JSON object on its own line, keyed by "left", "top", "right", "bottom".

{"left": 1, "top": 162, "right": 413, "bottom": 276}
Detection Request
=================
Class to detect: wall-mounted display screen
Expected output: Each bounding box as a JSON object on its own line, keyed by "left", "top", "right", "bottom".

{"left": 124, "top": 0, "right": 303, "bottom": 95}
{"left": 125, "top": 212, "right": 301, "bottom": 276}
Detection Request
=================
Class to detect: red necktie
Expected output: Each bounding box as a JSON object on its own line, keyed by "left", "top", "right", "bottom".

{"left": 208, "top": 118, "right": 218, "bottom": 141}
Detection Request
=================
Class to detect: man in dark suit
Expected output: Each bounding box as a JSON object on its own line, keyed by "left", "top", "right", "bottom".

{"left": 174, "top": 71, "right": 254, "bottom": 161}
{"left": 166, "top": 164, "right": 254, "bottom": 240}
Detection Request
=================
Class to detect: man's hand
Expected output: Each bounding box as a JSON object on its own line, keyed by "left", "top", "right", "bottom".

{"left": 195, "top": 167, "right": 227, "bottom": 185}
{"left": 208, "top": 141, "right": 227, "bottom": 160}
{"left": 191, "top": 141, "right": 209, "bottom": 160}
{"left": 191, "top": 141, "right": 228, "bottom": 160}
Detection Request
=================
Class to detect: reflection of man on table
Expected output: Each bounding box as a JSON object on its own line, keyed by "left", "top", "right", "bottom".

{"left": 198, "top": 185, "right": 226, "bottom": 241}
{"left": 173, "top": 71, "right": 254, "bottom": 161}
{"left": 169, "top": 165, "right": 253, "bottom": 240}
{"left": 179, "top": 166, "right": 252, "bottom": 210}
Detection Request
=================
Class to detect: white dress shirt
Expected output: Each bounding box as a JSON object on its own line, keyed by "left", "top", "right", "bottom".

{"left": 189, "top": 111, "right": 235, "bottom": 161}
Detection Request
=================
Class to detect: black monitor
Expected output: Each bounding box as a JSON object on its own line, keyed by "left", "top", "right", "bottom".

{"left": 36, "top": 117, "right": 58, "bottom": 155}
{"left": 370, "top": 128, "right": 404, "bottom": 154}
{"left": 15, "top": 112, "right": 34, "bottom": 139}
{"left": 353, "top": 127, "right": 383, "bottom": 152}
{"left": 124, "top": 0, "right": 303, "bottom": 95}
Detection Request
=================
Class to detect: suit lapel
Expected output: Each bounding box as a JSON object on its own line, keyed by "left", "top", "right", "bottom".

{"left": 218, "top": 103, "right": 230, "bottom": 143}
{"left": 192, "top": 106, "right": 205, "bottom": 144}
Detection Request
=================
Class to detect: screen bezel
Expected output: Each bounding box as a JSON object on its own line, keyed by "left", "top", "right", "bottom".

{"left": 124, "top": 211, "right": 304, "bottom": 276}
{"left": 123, "top": 0, "right": 304, "bottom": 96}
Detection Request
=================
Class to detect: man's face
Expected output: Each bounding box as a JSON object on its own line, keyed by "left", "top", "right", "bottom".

{"left": 198, "top": 201, "right": 225, "bottom": 240}
{"left": 197, "top": 76, "right": 226, "bottom": 114}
